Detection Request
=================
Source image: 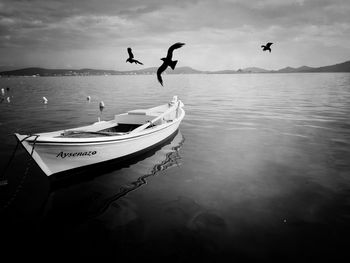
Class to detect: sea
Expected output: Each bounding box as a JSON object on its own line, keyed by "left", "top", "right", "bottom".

{"left": 0, "top": 73, "right": 350, "bottom": 262}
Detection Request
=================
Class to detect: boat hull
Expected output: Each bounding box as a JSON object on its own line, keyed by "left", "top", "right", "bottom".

{"left": 51, "top": 130, "right": 180, "bottom": 182}
{"left": 16, "top": 111, "right": 183, "bottom": 176}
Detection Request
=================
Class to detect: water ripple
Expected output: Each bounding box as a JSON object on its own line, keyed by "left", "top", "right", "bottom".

{"left": 90, "top": 132, "right": 186, "bottom": 218}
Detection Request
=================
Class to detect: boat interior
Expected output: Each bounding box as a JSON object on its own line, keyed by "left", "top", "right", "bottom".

{"left": 57, "top": 104, "right": 179, "bottom": 138}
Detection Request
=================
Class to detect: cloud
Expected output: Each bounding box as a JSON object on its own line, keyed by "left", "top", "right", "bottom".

{"left": 0, "top": 0, "right": 350, "bottom": 70}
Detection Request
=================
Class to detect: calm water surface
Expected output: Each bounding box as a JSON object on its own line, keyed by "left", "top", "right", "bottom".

{"left": 1, "top": 73, "right": 350, "bottom": 261}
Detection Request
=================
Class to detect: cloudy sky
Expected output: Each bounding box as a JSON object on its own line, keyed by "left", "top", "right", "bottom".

{"left": 1, "top": 0, "right": 350, "bottom": 71}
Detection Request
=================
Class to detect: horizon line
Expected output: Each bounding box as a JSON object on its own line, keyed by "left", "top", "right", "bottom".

{"left": 1, "top": 58, "right": 350, "bottom": 74}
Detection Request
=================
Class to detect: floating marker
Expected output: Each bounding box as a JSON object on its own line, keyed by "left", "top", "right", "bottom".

{"left": 99, "top": 101, "right": 105, "bottom": 112}
{"left": 99, "top": 101, "right": 105, "bottom": 122}
{"left": 7, "top": 96, "right": 10, "bottom": 103}
{"left": 1, "top": 88, "right": 4, "bottom": 95}
{"left": 43, "top": 97, "right": 48, "bottom": 104}
{"left": 87, "top": 96, "right": 91, "bottom": 101}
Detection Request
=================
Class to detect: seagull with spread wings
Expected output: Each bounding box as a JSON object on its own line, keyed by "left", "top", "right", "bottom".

{"left": 261, "top": 42, "right": 273, "bottom": 52}
{"left": 126, "top": 47, "right": 143, "bottom": 65}
{"left": 157, "top": 42, "right": 185, "bottom": 86}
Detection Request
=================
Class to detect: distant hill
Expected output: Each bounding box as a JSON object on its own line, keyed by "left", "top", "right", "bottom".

{"left": 296, "top": 66, "right": 314, "bottom": 71}
{"left": 241, "top": 67, "right": 271, "bottom": 73}
{"left": 278, "top": 66, "right": 315, "bottom": 73}
{"left": 1, "top": 60, "right": 350, "bottom": 76}
{"left": 208, "top": 69, "right": 237, "bottom": 74}
{"left": 304, "top": 60, "right": 350, "bottom": 72}
{"left": 277, "top": 61, "right": 350, "bottom": 73}
{"left": 167, "top": 66, "right": 203, "bottom": 74}
{"left": 0, "top": 67, "right": 124, "bottom": 76}
{"left": 0, "top": 66, "right": 202, "bottom": 76}
{"left": 111, "top": 66, "right": 203, "bottom": 75}
{"left": 277, "top": 67, "right": 295, "bottom": 73}
{"left": 0, "top": 66, "right": 20, "bottom": 72}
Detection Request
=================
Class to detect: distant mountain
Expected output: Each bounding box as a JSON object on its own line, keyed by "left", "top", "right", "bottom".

{"left": 304, "top": 60, "right": 350, "bottom": 72}
{"left": 277, "top": 61, "right": 350, "bottom": 73}
{"left": 208, "top": 69, "right": 237, "bottom": 74}
{"left": 1, "top": 60, "right": 350, "bottom": 76}
{"left": 125, "top": 67, "right": 158, "bottom": 75}
{"left": 0, "top": 66, "right": 203, "bottom": 77}
{"left": 167, "top": 66, "right": 203, "bottom": 74}
{"left": 277, "top": 66, "right": 313, "bottom": 73}
{"left": 0, "top": 66, "right": 20, "bottom": 72}
{"left": 241, "top": 67, "right": 271, "bottom": 73}
{"left": 296, "top": 66, "right": 313, "bottom": 71}
{"left": 123, "top": 66, "right": 203, "bottom": 75}
{"left": 0, "top": 67, "right": 124, "bottom": 76}
{"left": 277, "top": 66, "right": 299, "bottom": 73}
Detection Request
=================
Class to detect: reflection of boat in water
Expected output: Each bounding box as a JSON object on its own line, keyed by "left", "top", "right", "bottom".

{"left": 43, "top": 130, "right": 185, "bottom": 222}
{"left": 15, "top": 96, "right": 185, "bottom": 177}
{"left": 50, "top": 130, "right": 185, "bottom": 189}
{"left": 91, "top": 131, "right": 185, "bottom": 217}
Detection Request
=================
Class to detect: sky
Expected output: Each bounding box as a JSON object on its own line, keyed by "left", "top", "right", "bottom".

{"left": 0, "top": 0, "right": 350, "bottom": 71}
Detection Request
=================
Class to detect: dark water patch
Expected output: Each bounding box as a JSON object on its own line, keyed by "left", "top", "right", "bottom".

{"left": 90, "top": 134, "right": 185, "bottom": 218}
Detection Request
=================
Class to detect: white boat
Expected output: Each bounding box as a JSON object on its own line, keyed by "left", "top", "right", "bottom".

{"left": 15, "top": 96, "right": 185, "bottom": 176}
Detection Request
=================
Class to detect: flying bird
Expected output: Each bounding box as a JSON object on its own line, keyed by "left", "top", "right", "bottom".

{"left": 261, "top": 42, "right": 273, "bottom": 52}
{"left": 126, "top": 47, "right": 143, "bottom": 65}
{"left": 157, "top": 42, "right": 185, "bottom": 86}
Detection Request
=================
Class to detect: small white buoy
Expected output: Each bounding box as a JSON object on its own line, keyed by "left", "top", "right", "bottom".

{"left": 1, "top": 88, "right": 4, "bottom": 95}
{"left": 99, "top": 101, "right": 105, "bottom": 112}
{"left": 87, "top": 96, "right": 91, "bottom": 101}
{"left": 42, "top": 96, "right": 48, "bottom": 104}
{"left": 99, "top": 101, "right": 105, "bottom": 122}
{"left": 6, "top": 96, "right": 10, "bottom": 103}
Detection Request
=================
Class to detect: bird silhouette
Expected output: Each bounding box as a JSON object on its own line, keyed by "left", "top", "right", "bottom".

{"left": 261, "top": 42, "right": 273, "bottom": 52}
{"left": 157, "top": 42, "right": 185, "bottom": 86}
{"left": 126, "top": 47, "right": 143, "bottom": 65}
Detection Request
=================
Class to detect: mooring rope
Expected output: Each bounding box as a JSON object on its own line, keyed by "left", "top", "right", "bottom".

{"left": 1, "top": 134, "right": 39, "bottom": 211}
{"left": 1, "top": 136, "right": 25, "bottom": 183}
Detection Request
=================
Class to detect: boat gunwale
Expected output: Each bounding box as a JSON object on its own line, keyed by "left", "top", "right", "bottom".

{"left": 19, "top": 107, "right": 185, "bottom": 146}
